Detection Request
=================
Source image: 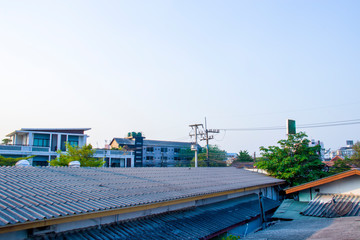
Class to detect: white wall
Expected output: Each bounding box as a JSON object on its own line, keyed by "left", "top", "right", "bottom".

{"left": 299, "top": 175, "right": 360, "bottom": 202}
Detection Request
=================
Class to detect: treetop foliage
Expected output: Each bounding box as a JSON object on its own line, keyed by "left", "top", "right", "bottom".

{"left": 0, "top": 155, "right": 34, "bottom": 166}
{"left": 255, "top": 132, "right": 327, "bottom": 186}
{"left": 350, "top": 141, "right": 360, "bottom": 167}
{"left": 1, "top": 138, "right": 12, "bottom": 145}
{"left": 234, "top": 150, "right": 253, "bottom": 162}
{"left": 50, "top": 143, "right": 104, "bottom": 167}
{"left": 190, "top": 145, "right": 227, "bottom": 167}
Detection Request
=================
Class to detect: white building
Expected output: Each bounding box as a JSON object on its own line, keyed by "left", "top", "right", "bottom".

{"left": 0, "top": 128, "right": 134, "bottom": 167}
{"left": 329, "top": 140, "right": 356, "bottom": 159}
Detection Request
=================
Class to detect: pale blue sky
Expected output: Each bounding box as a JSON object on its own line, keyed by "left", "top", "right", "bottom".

{"left": 1, "top": 1, "right": 359, "bottom": 154}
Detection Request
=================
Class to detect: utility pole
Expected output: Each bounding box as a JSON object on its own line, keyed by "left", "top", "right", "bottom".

{"left": 200, "top": 118, "right": 219, "bottom": 166}
{"left": 189, "top": 124, "right": 203, "bottom": 167}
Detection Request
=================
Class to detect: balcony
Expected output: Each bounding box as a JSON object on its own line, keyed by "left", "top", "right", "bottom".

{"left": 0, "top": 144, "right": 51, "bottom": 153}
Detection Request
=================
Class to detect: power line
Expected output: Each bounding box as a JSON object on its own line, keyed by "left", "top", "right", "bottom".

{"left": 218, "top": 118, "right": 360, "bottom": 131}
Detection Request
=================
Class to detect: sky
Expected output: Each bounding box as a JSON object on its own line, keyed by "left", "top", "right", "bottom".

{"left": 1, "top": 1, "right": 360, "bottom": 154}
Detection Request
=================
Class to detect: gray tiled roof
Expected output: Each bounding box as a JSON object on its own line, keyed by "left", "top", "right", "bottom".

{"left": 0, "top": 167, "right": 284, "bottom": 227}
{"left": 32, "top": 194, "right": 280, "bottom": 240}
{"left": 111, "top": 138, "right": 135, "bottom": 145}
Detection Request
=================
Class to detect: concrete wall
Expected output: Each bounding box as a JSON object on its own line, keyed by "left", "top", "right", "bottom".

{"left": 299, "top": 175, "right": 360, "bottom": 202}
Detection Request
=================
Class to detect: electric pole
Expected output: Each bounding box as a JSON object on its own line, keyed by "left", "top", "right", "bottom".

{"left": 199, "top": 118, "right": 219, "bottom": 166}
{"left": 189, "top": 124, "right": 203, "bottom": 167}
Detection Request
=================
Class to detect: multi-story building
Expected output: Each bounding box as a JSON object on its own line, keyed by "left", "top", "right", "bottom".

{"left": 110, "top": 132, "right": 197, "bottom": 167}
{"left": 0, "top": 128, "right": 134, "bottom": 167}
{"left": 329, "top": 140, "right": 356, "bottom": 159}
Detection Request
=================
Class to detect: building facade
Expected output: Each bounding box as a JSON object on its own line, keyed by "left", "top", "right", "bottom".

{"left": 329, "top": 140, "right": 356, "bottom": 159}
{"left": 110, "top": 132, "right": 197, "bottom": 167}
{"left": 1, "top": 128, "right": 134, "bottom": 167}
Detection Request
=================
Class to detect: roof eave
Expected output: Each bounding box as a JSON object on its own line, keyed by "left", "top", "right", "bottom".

{"left": 285, "top": 169, "right": 360, "bottom": 194}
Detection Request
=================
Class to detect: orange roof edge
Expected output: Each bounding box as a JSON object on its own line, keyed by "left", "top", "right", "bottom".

{"left": 285, "top": 169, "right": 360, "bottom": 194}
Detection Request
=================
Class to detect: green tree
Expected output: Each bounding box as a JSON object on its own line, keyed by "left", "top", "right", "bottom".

{"left": 190, "top": 145, "right": 227, "bottom": 167}
{"left": 350, "top": 141, "right": 360, "bottom": 167}
{"left": 329, "top": 157, "right": 352, "bottom": 175}
{"left": 255, "top": 132, "right": 327, "bottom": 186}
{"left": 1, "top": 138, "right": 12, "bottom": 145}
{"left": 0, "top": 155, "right": 34, "bottom": 166}
{"left": 234, "top": 150, "right": 253, "bottom": 162}
{"left": 174, "top": 148, "right": 194, "bottom": 167}
{"left": 50, "top": 143, "right": 104, "bottom": 167}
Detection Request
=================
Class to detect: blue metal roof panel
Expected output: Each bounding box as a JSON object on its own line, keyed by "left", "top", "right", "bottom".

{"left": 39, "top": 196, "right": 279, "bottom": 240}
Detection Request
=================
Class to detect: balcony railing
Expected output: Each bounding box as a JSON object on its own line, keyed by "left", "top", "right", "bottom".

{"left": 0, "top": 144, "right": 51, "bottom": 152}
{"left": 0, "top": 145, "right": 133, "bottom": 155}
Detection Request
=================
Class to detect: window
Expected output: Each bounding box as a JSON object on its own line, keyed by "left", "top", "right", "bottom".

{"left": 174, "top": 148, "right": 180, "bottom": 153}
{"left": 161, "top": 156, "right": 168, "bottom": 160}
{"left": 68, "top": 135, "right": 79, "bottom": 147}
{"left": 146, "top": 147, "right": 154, "bottom": 152}
{"left": 161, "top": 147, "right": 167, "bottom": 153}
{"left": 174, "top": 157, "right": 180, "bottom": 160}
{"left": 146, "top": 156, "right": 154, "bottom": 160}
{"left": 33, "top": 134, "right": 50, "bottom": 147}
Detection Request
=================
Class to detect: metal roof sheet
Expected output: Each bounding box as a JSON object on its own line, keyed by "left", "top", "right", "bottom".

{"left": 301, "top": 193, "right": 360, "bottom": 218}
{"left": 0, "top": 167, "right": 284, "bottom": 228}
{"left": 31, "top": 194, "right": 280, "bottom": 240}
{"left": 272, "top": 199, "right": 317, "bottom": 220}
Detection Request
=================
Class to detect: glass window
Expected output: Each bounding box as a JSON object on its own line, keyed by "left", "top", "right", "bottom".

{"left": 68, "top": 136, "right": 79, "bottom": 147}
{"left": 33, "top": 134, "right": 50, "bottom": 147}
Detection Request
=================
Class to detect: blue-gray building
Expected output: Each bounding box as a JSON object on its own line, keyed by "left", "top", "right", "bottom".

{"left": 110, "top": 132, "right": 198, "bottom": 167}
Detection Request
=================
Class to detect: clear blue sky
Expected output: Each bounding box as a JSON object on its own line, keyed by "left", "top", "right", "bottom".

{"left": 1, "top": 1, "right": 359, "bottom": 154}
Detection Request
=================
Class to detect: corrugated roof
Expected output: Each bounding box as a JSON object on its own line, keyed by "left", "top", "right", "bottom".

{"left": 0, "top": 167, "right": 284, "bottom": 229}
{"left": 285, "top": 169, "right": 360, "bottom": 194}
{"left": 301, "top": 193, "right": 360, "bottom": 218}
{"left": 30, "top": 194, "right": 280, "bottom": 240}
{"left": 272, "top": 199, "right": 316, "bottom": 220}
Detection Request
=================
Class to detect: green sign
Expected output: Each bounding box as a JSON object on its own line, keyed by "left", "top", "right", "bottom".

{"left": 287, "top": 119, "right": 296, "bottom": 135}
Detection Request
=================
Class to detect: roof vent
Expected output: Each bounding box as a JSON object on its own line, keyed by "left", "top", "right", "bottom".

{"left": 69, "top": 161, "right": 80, "bottom": 168}
{"left": 15, "top": 160, "right": 31, "bottom": 167}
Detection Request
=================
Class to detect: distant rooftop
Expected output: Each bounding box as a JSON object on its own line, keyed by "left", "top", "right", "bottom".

{"left": 111, "top": 138, "right": 194, "bottom": 148}
{"left": 6, "top": 128, "right": 91, "bottom": 136}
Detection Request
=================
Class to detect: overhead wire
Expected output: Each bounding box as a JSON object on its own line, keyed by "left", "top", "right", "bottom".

{"left": 218, "top": 118, "right": 360, "bottom": 131}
